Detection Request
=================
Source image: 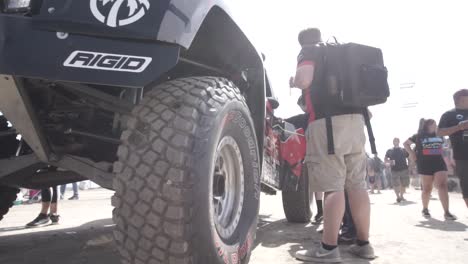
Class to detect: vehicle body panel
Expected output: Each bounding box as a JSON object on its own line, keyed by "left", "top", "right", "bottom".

{"left": 0, "top": 0, "right": 270, "bottom": 191}
{"left": 0, "top": 15, "right": 179, "bottom": 88}
{"left": 34, "top": 0, "right": 235, "bottom": 49}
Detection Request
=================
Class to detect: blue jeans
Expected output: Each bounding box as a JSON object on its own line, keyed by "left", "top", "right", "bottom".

{"left": 60, "top": 182, "right": 78, "bottom": 197}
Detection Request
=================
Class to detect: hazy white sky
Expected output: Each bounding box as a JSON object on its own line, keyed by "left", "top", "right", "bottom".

{"left": 230, "top": 0, "right": 468, "bottom": 154}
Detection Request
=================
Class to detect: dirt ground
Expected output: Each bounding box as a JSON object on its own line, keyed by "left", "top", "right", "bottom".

{"left": 1, "top": 188, "right": 467, "bottom": 264}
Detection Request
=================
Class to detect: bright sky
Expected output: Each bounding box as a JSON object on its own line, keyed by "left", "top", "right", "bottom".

{"left": 230, "top": 0, "right": 468, "bottom": 155}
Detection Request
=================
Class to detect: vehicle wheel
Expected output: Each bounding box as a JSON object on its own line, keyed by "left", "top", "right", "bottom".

{"left": 113, "top": 77, "right": 261, "bottom": 264}
{"left": 0, "top": 185, "right": 19, "bottom": 222}
{"left": 281, "top": 166, "right": 313, "bottom": 223}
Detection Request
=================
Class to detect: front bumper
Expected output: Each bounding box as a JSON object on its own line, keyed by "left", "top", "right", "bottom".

{"left": 0, "top": 14, "right": 180, "bottom": 88}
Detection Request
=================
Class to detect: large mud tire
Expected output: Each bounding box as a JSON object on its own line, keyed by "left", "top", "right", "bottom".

{"left": 0, "top": 185, "right": 19, "bottom": 222}
{"left": 113, "top": 77, "right": 261, "bottom": 264}
{"left": 281, "top": 167, "right": 313, "bottom": 223}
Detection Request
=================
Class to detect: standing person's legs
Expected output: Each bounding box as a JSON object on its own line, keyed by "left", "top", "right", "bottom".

{"left": 49, "top": 186, "right": 60, "bottom": 224}
{"left": 314, "top": 192, "right": 324, "bottom": 222}
{"left": 455, "top": 160, "right": 468, "bottom": 208}
{"left": 343, "top": 116, "right": 374, "bottom": 259}
{"left": 421, "top": 175, "right": 434, "bottom": 213}
{"left": 72, "top": 182, "right": 79, "bottom": 196}
{"left": 49, "top": 186, "right": 58, "bottom": 214}
{"left": 345, "top": 152, "right": 370, "bottom": 244}
{"left": 392, "top": 171, "right": 402, "bottom": 202}
{"left": 295, "top": 118, "right": 347, "bottom": 262}
{"left": 27, "top": 188, "right": 52, "bottom": 227}
{"left": 433, "top": 171, "right": 451, "bottom": 214}
{"left": 376, "top": 174, "right": 382, "bottom": 193}
{"left": 40, "top": 188, "right": 52, "bottom": 214}
{"left": 425, "top": 169, "right": 458, "bottom": 220}
{"left": 60, "top": 184, "right": 67, "bottom": 197}
{"left": 67, "top": 182, "right": 79, "bottom": 200}
{"left": 400, "top": 170, "right": 410, "bottom": 200}
{"left": 322, "top": 191, "right": 346, "bottom": 245}
{"left": 340, "top": 191, "right": 356, "bottom": 242}
{"left": 369, "top": 176, "right": 375, "bottom": 194}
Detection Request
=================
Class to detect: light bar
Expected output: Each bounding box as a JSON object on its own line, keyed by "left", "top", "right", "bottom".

{"left": 3, "top": 0, "right": 32, "bottom": 13}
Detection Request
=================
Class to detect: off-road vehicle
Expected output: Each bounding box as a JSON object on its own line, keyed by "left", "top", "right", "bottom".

{"left": 0, "top": 1, "right": 314, "bottom": 263}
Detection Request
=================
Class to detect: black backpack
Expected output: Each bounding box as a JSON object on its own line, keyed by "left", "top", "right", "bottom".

{"left": 319, "top": 42, "right": 390, "bottom": 107}
{"left": 314, "top": 40, "right": 390, "bottom": 154}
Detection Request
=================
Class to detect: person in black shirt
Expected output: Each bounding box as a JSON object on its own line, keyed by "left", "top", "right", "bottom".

{"left": 385, "top": 138, "right": 410, "bottom": 203}
{"left": 438, "top": 89, "right": 468, "bottom": 208}
{"left": 404, "top": 119, "right": 457, "bottom": 220}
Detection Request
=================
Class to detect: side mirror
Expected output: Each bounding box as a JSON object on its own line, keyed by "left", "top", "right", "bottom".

{"left": 267, "top": 97, "right": 279, "bottom": 109}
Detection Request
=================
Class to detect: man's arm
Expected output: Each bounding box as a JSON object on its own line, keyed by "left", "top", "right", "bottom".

{"left": 437, "top": 122, "right": 466, "bottom": 137}
{"left": 293, "top": 62, "right": 315, "bottom": 90}
{"left": 384, "top": 150, "right": 392, "bottom": 166}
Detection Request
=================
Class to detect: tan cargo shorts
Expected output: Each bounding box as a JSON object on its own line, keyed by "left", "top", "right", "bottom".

{"left": 306, "top": 114, "right": 367, "bottom": 193}
{"left": 391, "top": 169, "right": 410, "bottom": 188}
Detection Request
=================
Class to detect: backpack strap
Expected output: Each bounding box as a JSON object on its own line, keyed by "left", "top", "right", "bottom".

{"left": 326, "top": 116, "right": 335, "bottom": 155}
{"left": 363, "top": 108, "right": 377, "bottom": 154}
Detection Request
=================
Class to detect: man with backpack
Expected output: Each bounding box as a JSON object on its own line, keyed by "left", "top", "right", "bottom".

{"left": 291, "top": 28, "right": 388, "bottom": 263}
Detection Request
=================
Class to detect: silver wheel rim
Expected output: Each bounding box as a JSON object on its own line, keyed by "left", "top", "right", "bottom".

{"left": 212, "top": 136, "right": 245, "bottom": 240}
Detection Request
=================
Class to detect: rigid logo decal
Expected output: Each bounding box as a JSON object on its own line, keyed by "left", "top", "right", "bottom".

{"left": 90, "top": 0, "right": 150, "bottom": 27}
{"left": 64, "top": 51, "right": 152, "bottom": 73}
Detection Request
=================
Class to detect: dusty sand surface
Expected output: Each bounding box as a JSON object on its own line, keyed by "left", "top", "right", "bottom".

{"left": 1, "top": 188, "right": 467, "bottom": 264}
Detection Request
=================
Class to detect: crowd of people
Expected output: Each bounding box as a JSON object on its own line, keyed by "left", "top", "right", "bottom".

{"left": 289, "top": 28, "right": 468, "bottom": 263}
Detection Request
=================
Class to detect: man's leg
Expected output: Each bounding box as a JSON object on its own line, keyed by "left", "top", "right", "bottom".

{"left": 72, "top": 182, "right": 79, "bottom": 197}
{"left": 400, "top": 186, "right": 406, "bottom": 199}
{"left": 322, "top": 191, "right": 345, "bottom": 245}
{"left": 392, "top": 173, "right": 402, "bottom": 202}
{"left": 314, "top": 192, "right": 324, "bottom": 222}
{"left": 348, "top": 189, "right": 370, "bottom": 242}
{"left": 295, "top": 118, "right": 345, "bottom": 262}
{"left": 340, "top": 192, "right": 356, "bottom": 243}
{"left": 401, "top": 170, "right": 410, "bottom": 200}
{"left": 343, "top": 115, "right": 375, "bottom": 259}
{"left": 60, "top": 184, "right": 66, "bottom": 196}
{"left": 455, "top": 160, "right": 468, "bottom": 208}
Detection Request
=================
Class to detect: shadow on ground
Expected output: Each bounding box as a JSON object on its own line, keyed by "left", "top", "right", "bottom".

{"left": 415, "top": 218, "right": 468, "bottom": 232}
{"left": 389, "top": 200, "right": 417, "bottom": 206}
{"left": 1, "top": 215, "right": 376, "bottom": 264}
{"left": 0, "top": 219, "right": 118, "bottom": 264}
{"left": 255, "top": 215, "right": 371, "bottom": 264}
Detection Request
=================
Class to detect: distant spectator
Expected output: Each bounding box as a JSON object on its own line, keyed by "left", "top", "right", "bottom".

{"left": 367, "top": 154, "right": 383, "bottom": 194}
{"left": 385, "top": 138, "right": 410, "bottom": 203}
{"left": 60, "top": 182, "right": 79, "bottom": 200}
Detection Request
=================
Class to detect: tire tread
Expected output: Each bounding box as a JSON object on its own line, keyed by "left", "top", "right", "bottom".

{"left": 113, "top": 77, "right": 248, "bottom": 264}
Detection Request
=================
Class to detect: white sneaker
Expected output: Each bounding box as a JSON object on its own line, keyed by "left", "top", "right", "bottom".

{"left": 295, "top": 246, "right": 342, "bottom": 263}
{"left": 349, "top": 243, "right": 376, "bottom": 259}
